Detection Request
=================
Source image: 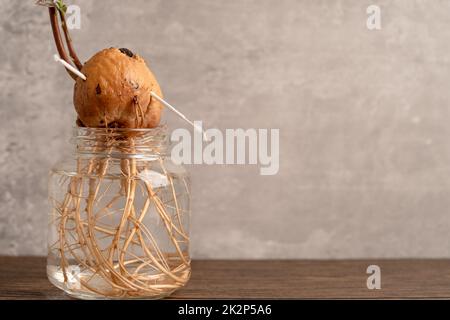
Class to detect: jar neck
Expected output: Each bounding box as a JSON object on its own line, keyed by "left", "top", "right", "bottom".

{"left": 72, "top": 126, "right": 169, "bottom": 160}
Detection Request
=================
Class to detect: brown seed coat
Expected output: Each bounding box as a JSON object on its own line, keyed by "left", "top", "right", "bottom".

{"left": 74, "top": 48, "right": 163, "bottom": 128}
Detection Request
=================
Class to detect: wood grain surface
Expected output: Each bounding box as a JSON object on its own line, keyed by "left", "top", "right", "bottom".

{"left": 1, "top": 257, "right": 450, "bottom": 299}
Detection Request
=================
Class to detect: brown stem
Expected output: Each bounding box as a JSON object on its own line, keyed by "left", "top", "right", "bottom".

{"left": 58, "top": 11, "right": 83, "bottom": 70}
{"left": 48, "top": 7, "right": 77, "bottom": 81}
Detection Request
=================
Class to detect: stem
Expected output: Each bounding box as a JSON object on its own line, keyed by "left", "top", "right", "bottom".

{"left": 58, "top": 10, "right": 83, "bottom": 70}
{"left": 48, "top": 7, "right": 77, "bottom": 80}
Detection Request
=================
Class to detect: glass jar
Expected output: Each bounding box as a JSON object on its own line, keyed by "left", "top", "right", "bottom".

{"left": 47, "top": 126, "right": 191, "bottom": 299}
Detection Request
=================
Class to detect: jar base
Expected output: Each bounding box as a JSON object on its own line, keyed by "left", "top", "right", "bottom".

{"left": 47, "top": 265, "right": 189, "bottom": 300}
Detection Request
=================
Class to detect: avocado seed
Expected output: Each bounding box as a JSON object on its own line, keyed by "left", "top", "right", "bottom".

{"left": 74, "top": 48, "right": 163, "bottom": 128}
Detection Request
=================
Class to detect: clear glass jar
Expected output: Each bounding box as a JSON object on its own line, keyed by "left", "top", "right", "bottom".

{"left": 47, "top": 126, "right": 191, "bottom": 299}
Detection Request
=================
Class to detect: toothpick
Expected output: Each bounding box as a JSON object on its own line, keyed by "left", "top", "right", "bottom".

{"left": 150, "top": 92, "right": 209, "bottom": 141}
{"left": 53, "top": 54, "right": 87, "bottom": 80}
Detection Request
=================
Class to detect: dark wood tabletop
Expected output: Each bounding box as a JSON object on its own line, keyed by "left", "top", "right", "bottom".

{"left": 1, "top": 256, "right": 450, "bottom": 299}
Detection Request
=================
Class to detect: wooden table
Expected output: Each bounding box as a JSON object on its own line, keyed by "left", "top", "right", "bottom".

{"left": 1, "top": 257, "right": 450, "bottom": 299}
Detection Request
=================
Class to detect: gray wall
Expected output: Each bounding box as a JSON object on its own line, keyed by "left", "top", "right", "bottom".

{"left": 1, "top": 0, "right": 450, "bottom": 258}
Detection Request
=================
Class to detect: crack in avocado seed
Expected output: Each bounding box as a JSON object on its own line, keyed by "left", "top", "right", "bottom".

{"left": 119, "top": 48, "right": 135, "bottom": 58}
{"left": 96, "top": 84, "right": 102, "bottom": 95}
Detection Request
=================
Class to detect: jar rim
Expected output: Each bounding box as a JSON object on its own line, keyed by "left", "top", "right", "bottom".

{"left": 74, "top": 123, "right": 168, "bottom": 134}
{"left": 72, "top": 124, "right": 169, "bottom": 159}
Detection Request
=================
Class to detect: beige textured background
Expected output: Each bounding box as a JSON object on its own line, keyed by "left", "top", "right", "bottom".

{"left": 1, "top": 0, "right": 450, "bottom": 258}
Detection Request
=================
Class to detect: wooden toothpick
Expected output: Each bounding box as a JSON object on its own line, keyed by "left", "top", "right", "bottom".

{"left": 53, "top": 54, "right": 86, "bottom": 80}
{"left": 150, "top": 92, "right": 209, "bottom": 141}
